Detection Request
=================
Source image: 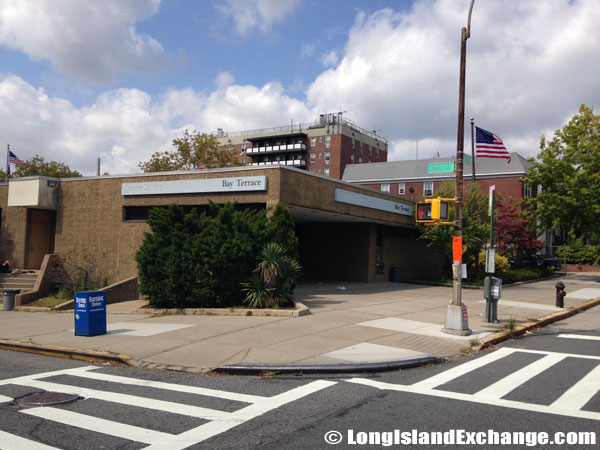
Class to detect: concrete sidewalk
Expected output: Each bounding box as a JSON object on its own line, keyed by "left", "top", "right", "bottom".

{"left": 1, "top": 274, "right": 600, "bottom": 373}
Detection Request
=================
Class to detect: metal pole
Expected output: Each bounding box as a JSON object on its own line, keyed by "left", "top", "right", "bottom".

{"left": 470, "top": 117, "right": 476, "bottom": 183}
{"left": 97, "top": 158, "right": 101, "bottom": 176}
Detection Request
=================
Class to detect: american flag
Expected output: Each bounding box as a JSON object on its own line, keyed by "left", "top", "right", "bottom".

{"left": 475, "top": 127, "right": 511, "bottom": 163}
{"left": 9, "top": 150, "right": 24, "bottom": 166}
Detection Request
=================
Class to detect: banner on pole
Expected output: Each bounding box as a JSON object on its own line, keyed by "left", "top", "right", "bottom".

{"left": 452, "top": 236, "right": 463, "bottom": 263}
{"left": 488, "top": 185, "right": 496, "bottom": 216}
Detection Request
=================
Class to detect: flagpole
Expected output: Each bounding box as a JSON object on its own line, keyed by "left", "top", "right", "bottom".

{"left": 470, "top": 118, "right": 475, "bottom": 183}
{"left": 6, "top": 144, "right": 10, "bottom": 179}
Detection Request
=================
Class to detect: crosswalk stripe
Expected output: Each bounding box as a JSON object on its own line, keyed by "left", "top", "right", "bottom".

{"left": 413, "top": 347, "right": 514, "bottom": 389}
{"left": 143, "top": 380, "right": 337, "bottom": 450}
{"left": 0, "top": 430, "right": 59, "bottom": 449}
{"left": 346, "top": 377, "right": 600, "bottom": 421}
{"left": 0, "top": 366, "right": 99, "bottom": 386}
{"left": 550, "top": 363, "right": 600, "bottom": 411}
{"left": 475, "top": 353, "right": 567, "bottom": 400}
{"left": 558, "top": 334, "right": 600, "bottom": 341}
{"left": 0, "top": 394, "right": 12, "bottom": 403}
{"left": 22, "top": 407, "right": 173, "bottom": 445}
{"left": 70, "top": 369, "right": 264, "bottom": 403}
{"left": 21, "top": 379, "right": 230, "bottom": 420}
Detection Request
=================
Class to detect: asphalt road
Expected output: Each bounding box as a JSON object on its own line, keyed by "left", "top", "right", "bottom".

{"left": 1, "top": 305, "right": 598, "bottom": 449}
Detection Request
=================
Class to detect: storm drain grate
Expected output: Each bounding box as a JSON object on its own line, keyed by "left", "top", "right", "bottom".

{"left": 15, "top": 391, "right": 81, "bottom": 407}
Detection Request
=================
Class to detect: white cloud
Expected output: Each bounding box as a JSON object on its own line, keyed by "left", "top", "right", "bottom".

{"left": 307, "top": 0, "right": 600, "bottom": 160}
{"left": 320, "top": 50, "right": 339, "bottom": 67}
{"left": 0, "top": 0, "right": 167, "bottom": 85}
{"left": 0, "top": 75, "right": 312, "bottom": 176}
{"left": 216, "top": 0, "right": 302, "bottom": 35}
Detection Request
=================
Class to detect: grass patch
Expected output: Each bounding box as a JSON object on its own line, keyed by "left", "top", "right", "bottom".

{"left": 24, "top": 295, "right": 69, "bottom": 308}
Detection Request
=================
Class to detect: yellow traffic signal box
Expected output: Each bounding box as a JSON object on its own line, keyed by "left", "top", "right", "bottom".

{"left": 415, "top": 197, "right": 455, "bottom": 225}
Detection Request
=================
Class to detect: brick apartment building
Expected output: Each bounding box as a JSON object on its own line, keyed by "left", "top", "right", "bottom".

{"left": 342, "top": 152, "right": 536, "bottom": 203}
{"left": 214, "top": 112, "right": 388, "bottom": 179}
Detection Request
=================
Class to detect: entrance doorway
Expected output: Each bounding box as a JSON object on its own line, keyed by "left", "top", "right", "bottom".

{"left": 26, "top": 209, "right": 56, "bottom": 269}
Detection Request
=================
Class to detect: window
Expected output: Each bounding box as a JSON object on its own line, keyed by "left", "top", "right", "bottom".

{"left": 399, "top": 183, "right": 405, "bottom": 194}
{"left": 359, "top": 157, "right": 363, "bottom": 163}
{"left": 368, "top": 146, "right": 372, "bottom": 156}
{"left": 241, "top": 143, "right": 248, "bottom": 152}
{"left": 350, "top": 154, "right": 355, "bottom": 163}
{"left": 319, "top": 136, "right": 322, "bottom": 143}
{"left": 241, "top": 158, "right": 247, "bottom": 164}
{"left": 325, "top": 135, "right": 331, "bottom": 148}
{"left": 319, "top": 152, "right": 322, "bottom": 159}
{"left": 325, "top": 152, "right": 330, "bottom": 164}
{"left": 359, "top": 141, "right": 363, "bottom": 152}
{"left": 310, "top": 169, "right": 315, "bottom": 173}
{"left": 311, "top": 136, "right": 316, "bottom": 147}
{"left": 537, "top": 184, "right": 543, "bottom": 194}
{"left": 524, "top": 184, "right": 532, "bottom": 197}
{"left": 424, "top": 181, "right": 434, "bottom": 197}
{"left": 324, "top": 168, "right": 330, "bottom": 177}
{"left": 310, "top": 153, "right": 316, "bottom": 162}
{"left": 227, "top": 145, "right": 234, "bottom": 153}
{"left": 352, "top": 139, "right": 355, "bottom": 149}
{"left": 381, "top": 183, "right": 390, "bottom": 193}
{"left": 376, "top": 148, "right": 380, "bottom": 157}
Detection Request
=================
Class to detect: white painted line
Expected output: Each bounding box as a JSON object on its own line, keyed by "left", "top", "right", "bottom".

{"left": 477, "top": 299, "right": 562, "bottom": 311}
{"left": 413, "top": 347, "right": 515, "bottom": 389}
{"left": 0, "top": 429, "right": 60, "bottom": 449}
{"left": 22, "top": 407, "right": 173, "bottom": 445}
{"left": 0, "top": 394, "right": 13, "bottom": 403}
{"left": 0, "top": 366, "right": 99, "bottom": 386}
{"left": 475, "top": 353, "right": 566, "bottom": 400}
{"left": 358, "top": 317, "right": 492, "bottom": 341}
{"left": 71, "top": 370, "right": 263, "bottom": 404}
{"left": 346, "top": 377, "right": 600, "bottom": 422}
{"left": 20, "top": 380, "right": 230, "bottom": 420}
{"left": 558, "top": 334, "right": 600, "bottom": 341}
{"left": 322, "top": 343, "right": 428, "bottom": 363}
{"left": 143, "top": 380, "right": 337, "bottom": 450}
{"left": 550, "top": 363, "right": 600, "bottom": 411}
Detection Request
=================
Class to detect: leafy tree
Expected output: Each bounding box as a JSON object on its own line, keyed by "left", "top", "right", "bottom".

{"left": 136, "top": 202, "right": 299, "bottom": 308}
{"left": 494, "top": 198, "right": 543, "bottom": 257}
{"left": 522, "top": 104, "right": 600, "bottom": 241}
{"left": 419, "top": 181, "right": 489, "bottom": 278}
{"left": 138, "top": 129, "right": 243, "bottom": 172}
{"left": 264, "top": 203, "right": 299, "bottom": 260}
{"left": 9, "top": 155, "right": 81, "bottom": 178}
{"left": 0, "top": 169, "right": 6, "bottom": 182}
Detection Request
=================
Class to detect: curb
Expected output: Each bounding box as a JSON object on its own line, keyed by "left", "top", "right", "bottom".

{"left": 0, "top": 339, "right": 131, "bottom": 366}
{"left": 213, "top": 356, "right": 442, "bottom": 375}
{"left": 479, "top": 297, "right": 600, "bottom": 350}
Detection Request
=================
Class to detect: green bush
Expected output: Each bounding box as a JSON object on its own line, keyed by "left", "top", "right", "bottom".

{"left": 136, "top": 202, "right": 299, "bottom": 309}
{"left": 556, "top": 239, "right": 600, "bottom": 265}
{"left": 497, "top": 267, "right": 552, "bottom": 284}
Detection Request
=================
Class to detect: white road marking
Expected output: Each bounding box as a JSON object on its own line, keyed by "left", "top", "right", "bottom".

{"left": 358, "top": 317, "right": 492, "bottom": 341}
{"left": 0, "top": 430, "right": 59, "bottom": 449}
{"left": 347, "top": 348, "right": 600, "bottom": 421}
{"left": 558, "top": 333, "right": 600, "bottom": 341}
{"left": 23, "top": 407, "right": 174, "bottom": 444}
{"left": 0, "top": 366, "right": 336, "bottom": 449}
{"left": 475, "top": 352, "right": 566, "bottom": 400}
{"left": 476, "top": 299, "right": 562, "bottom": 311}
{"left": 551, "top": 363, "right": 600, "bottom": 411}
{"left": 565, "top": 288, "right": 600, "bottom": 300}
{"left": 0, "top": 394, "right": 13, "bottom": 403}
{"left": 70, "top": 369, "right": 264, "bottom": 403}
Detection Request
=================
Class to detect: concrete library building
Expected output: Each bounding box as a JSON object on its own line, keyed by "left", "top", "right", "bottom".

{"left": 0, "top": 166, "right": 444, "bottom": 292}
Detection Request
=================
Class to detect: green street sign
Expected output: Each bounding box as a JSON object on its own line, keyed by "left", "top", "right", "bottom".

{"left": 428, "top": 162, "right": 455, "bottom": 174}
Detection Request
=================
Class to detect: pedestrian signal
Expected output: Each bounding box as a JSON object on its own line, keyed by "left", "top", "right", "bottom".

{"left": 415, "top": 197, "right": 455, "bottom": 225}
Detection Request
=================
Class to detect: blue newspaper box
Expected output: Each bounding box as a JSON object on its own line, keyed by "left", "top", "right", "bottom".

{"left": 74, "top": 291, "right": 107, "bottom": 336}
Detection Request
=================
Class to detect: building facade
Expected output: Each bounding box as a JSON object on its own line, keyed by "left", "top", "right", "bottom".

{"left": 215, "top": 113, "right": 388, "bottom": 179}
{"left": 0, "top": 166, "right": 445, "bottom": 289}
{"left": 342, "top": 153, "right": 537, "bottom": 203}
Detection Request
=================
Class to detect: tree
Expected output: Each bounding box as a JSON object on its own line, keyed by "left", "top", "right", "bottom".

{"left": 138, "top": 130, "right": 243, "bottom": 172}
{"left": 522, "top": 104, "right": 600, "bottom": 241}
{"left": 10, "top": 155, "right": 81, "bottom": 178}
{"left": 494, "top": 198, "right": 543, "bottom": 257}
{"left": 418, "top": 181, "right": 489, "bottom": 278}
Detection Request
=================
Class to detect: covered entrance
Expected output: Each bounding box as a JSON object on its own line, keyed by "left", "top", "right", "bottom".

{"left": 26, "top": 209, "right": 55, "bottom": 269}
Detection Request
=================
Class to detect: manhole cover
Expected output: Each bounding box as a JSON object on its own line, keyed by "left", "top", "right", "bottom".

{"left": 17, "top": 391, "right": 81, "bottom": 407}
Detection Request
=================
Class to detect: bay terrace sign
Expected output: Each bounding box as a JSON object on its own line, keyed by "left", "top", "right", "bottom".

{"left": 122, "top": 176, "right": 267, "bottom": 196}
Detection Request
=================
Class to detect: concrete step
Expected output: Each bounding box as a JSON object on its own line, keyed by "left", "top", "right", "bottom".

{"left": 0, "top": 273, "right": 38, "bottom": 293}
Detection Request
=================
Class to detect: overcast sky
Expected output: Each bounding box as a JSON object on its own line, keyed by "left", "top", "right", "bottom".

{"left": 0, "top": 0, "right": 598, "bottom": 176}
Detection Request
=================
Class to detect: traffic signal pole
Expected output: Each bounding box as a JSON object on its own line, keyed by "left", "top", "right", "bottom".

{"left": 443, "top": 0, "right": 474, "bottom": 336}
